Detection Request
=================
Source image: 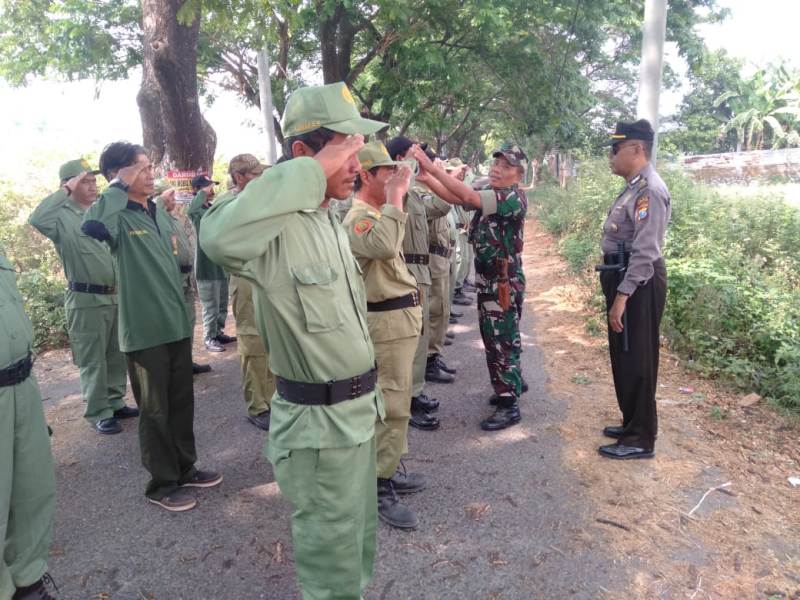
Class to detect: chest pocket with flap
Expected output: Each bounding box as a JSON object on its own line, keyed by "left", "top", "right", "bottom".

{"left": 291, "top": 263, "right": 344, "bottom": 333}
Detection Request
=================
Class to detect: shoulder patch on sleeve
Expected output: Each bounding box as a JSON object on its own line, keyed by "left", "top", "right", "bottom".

{"left": 635, "top": 195, "right": 649, "bottom": 221}
{"left": 353, "top": 219, "right": 374, "bottom": 235}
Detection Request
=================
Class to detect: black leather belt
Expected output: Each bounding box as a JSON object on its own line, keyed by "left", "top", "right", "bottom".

{"left": 603, "top": 251, "right": 631, "bottom": 265}
{"left": 276, "top": 367, "right": 378, "bottom": 405}
{"left": 68, "top": 282, "right": 116, "bottom": 294}
{"left": 367, "top": 291, "right": 420, "bottom": 312}
{"left": 429, "top": 244, "right": 452, "bottom": 258}
{"left": 180, "top": 265, "right": 192, "bottom": 274}
{"left": 0, "top": 353, "right": 33, "bottom": 387}
{"left": 404, "top": 253, "right": 429, "bottom": 265}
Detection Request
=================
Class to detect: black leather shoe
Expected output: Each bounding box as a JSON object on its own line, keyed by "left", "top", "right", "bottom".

{"left": 435, "top": 355, "right": 456, "bottom": 374}
{"left": 598, "top": 443, "right": 654, "bottom": 459}
{"left": 12, "top": 573, "right": 59, "bottom": 600}
{"left": 522, "top": 378, "right": 529, "bottom": 393}
{"left": 113, "top": 405, "right": 139, "bottom": 419}
{"left": 216, "top": 333, "right": 237, "bottom": 344}
{"left": 412, "top": 394, "right": 439, "bottom": 412}
{"left": 452, "top": 292, "right": 473, "bottom": 306}
{"left": 377, "top": 478, "right": 418, "bottom": 529}
{"left": 480, "top": 401, "right": 521, "bottom": 431}
{"left": 450, "top": 310, "right": 463, "bottom": 318}
{"left": 247, "top": 410, "right": 271, "bottom": 431}
{"left": 192, "top": 362, "right": 212, "bottom": 374}
{"left": 95, "top": 417, "right": 122, "bottom": 435}
{"left": 602, "top": 425, "right": 624, "bottom": 439}
{"left": 445, "top": 331, "right": 455, "bottom": 339}
{"left": 449, "top": 316, "right": 458, "bottom": 324}
{"left": 444, "top": 337, "right": 453, "bottom": 346}
{"left": 409, "top": 409, "right": 440, "bottom": 430}
{"left": 425, "top": 361, "right": 454, "bottom": 384}
{"left": 390, "top": 467, "right": 428, "bottom": 495}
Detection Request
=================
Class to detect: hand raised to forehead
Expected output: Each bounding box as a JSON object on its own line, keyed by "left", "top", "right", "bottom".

{"left": 64, "top": 171, "right": 89, "bottom": 194}
{"left": 117, "top": 162, "right": 147, "bottom": 186}
{"left": 385, "top": 165, "right": 413, "bottom": 201}
{"left": 409, "top": 145, "right": 435, "bottom": 172}
{"left": 314, "top": 134, "right": 365, "bottom": 179}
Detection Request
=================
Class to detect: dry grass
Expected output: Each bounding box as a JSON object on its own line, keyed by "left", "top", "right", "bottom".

{"left": 523, "top": 218, "right": 800, "bottom": 599}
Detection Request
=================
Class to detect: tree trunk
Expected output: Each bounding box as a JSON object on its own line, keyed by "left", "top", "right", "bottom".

{"left": 137, "top": 0, "right": 216, "bottom": 172}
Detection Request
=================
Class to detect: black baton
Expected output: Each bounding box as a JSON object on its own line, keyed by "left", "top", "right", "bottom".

{"left": 595, "top": 241, "right": 629, "bottom": 352}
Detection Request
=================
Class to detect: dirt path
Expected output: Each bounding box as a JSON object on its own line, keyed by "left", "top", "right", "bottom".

{"left": 33, "top": 215, "right": 799, "bottom": 599}
{"left": 525, "top": 218, "right": 800, "bottom": 599}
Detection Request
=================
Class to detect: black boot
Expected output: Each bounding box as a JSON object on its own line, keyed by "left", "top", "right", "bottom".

{"left": 488, "top": 379, "right": 529, "bottom": 405}
{"left": 411, "top": 393, "right": 439, "bottom": 412}
{"left": 377, "top": 478, "right": 418, "bottom": 529}
{"left": 425, "top": 356, "right": 454, "bottom": 384}
{"left": 391, "top": 464, "right": 428, "bottom": 494}
{"left": 434, "top": 355, "right": 456, "bottom": 375}
{"left": 480, "top": 397, "right": 521, "bottom": 431}
{"left": 410, "top": 397, "right": 440, "bottom": 430}
{"left": 13, "top": 574, "right": 59, "bottom": 600}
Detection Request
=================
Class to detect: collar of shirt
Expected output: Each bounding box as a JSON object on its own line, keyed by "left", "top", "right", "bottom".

{"left": 126, "top": 198, "right": 158, "bottom": 220}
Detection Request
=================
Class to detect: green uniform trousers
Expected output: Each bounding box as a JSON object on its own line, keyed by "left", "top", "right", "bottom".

{"left": 427, "top": 275, "right": 450, "bottom": 356}
{"left": 0, "top": 375, "right": 56, "bottom": 598}
{"left": 411, "top": 283, "right": 431, "bottom": 397}
{"left": 448, "top": 249, "right": 459, "bottom": 305}
{"left": 270, "top": 437, "right": 377, "bottom": 600}
{"left": 455, "top": 237, "right": 472, "bottom": 288}
{"left": 65, "top": 305, "right": 127, "bottom": 424}
{"left": 238, "top": 334, "right": 273, "bottom": 417}
{"left": 374, "top": 334, "right": 419, "bottom": 479}
{"left": 125, "top": 338, "right": 197, "bottom": 500}
{"left": 196, "top": 278, "right": 229, "bottom": 341}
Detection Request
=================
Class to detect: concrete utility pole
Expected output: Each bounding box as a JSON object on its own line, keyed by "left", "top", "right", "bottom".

{"left": 257, "top": 48, "right": 278, "bottom": 164}
{"left": 636, "top": 0, "right": 668, "bottom": 165}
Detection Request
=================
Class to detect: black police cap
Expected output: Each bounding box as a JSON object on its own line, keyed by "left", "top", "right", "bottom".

{"left": 607, "top": 119, "right": 655, "bottom": 144}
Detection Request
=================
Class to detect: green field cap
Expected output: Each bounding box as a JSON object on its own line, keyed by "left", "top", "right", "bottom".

{"left": 445, "top": 157, "right": 465, "bottom": 171}
{"left": 492, "top": 143, "right": 528, "bottom": 171}
{"left": 229, "top": 153, "right": 268, "bottom": 175}
{"left": 282, "top": 82, "right": 387, "bottom": 138}
{"left": 59, "top": 158, "right": 99, "bottom": 181}
{"left": 358, "top": 141, "right": 402, "bottom": 170}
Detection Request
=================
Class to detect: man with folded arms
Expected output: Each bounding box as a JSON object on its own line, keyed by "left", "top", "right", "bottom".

{"left": 29, "top": 158, "right": 136, "bottom": 435}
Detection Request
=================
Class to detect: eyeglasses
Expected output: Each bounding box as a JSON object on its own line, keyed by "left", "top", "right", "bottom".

{"left": 610, "top": 142, "right": 641, "bottom": 156}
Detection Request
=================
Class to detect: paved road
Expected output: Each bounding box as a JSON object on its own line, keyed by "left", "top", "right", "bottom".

{"left": 39, "top": 288, "right": 623, "bottom": 599}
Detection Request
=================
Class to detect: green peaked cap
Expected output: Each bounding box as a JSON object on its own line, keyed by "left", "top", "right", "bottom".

{"left": 358, "top": 141, "right": 402, "bottom": 170}
{"left": 59, "top": 158, "right": 99, "bottom": 181}
{"left": 281, "top": 82, "right": 387, "bottom": 138}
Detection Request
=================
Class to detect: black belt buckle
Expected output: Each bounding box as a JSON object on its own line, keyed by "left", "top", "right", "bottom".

{"left": 349, "top": 375, "right": 363, "bottom": 399}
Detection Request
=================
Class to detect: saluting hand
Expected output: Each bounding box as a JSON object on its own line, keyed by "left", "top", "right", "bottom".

{"left": 117, "top": 162, "right": 146, "bottom": 187}
{"left": 409, "top": 145, "right": 435, "bottom": 173}
{"left": 314, "top": 134, "right": 364, "bottom": 179}
{"left": 64, "top": 171, "right": 88, "bottom": 195}
{"left": 385, "top": 166, "right": 413, "bottom": 208}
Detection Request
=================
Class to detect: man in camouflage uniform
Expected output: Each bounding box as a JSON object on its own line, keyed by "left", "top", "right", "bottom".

{"left": 412, "top": 142, "right": 528, "bottom": 431}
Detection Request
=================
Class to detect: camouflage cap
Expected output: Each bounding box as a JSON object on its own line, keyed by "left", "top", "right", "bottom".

{"left": 229, "top": 154, "right": 268, "bottom": 176}
{"left": 358, "top": 141, "right": 402, "bottom": 170}
{"left": 59, "top": 158, "right": 99, "bottom": 181}
{"left": 281, "top": 82, "right": 387, "bottom": 138}
{"left": 444, "top": 157, "right": 465, "bottom": 171}
{"left": 492, "top": 143, "right": 528, "bottom": 171}
{"left": 153, "top": 179, "right": 171, "bottom": 195}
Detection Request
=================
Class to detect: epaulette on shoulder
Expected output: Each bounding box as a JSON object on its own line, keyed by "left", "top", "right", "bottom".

{"left": 636, "top": 176, "right": 648, "bottom": 191}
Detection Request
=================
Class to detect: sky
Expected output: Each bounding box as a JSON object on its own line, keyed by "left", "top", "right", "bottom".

{"left": 0, "top": 0, "right": 798, "bottom": 180}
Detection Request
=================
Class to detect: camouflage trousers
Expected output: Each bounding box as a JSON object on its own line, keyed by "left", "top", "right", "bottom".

{"left": 478, "top": 292, "right": 523, "bottom": 397}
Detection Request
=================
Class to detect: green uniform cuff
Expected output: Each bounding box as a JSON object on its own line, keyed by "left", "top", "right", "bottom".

{"left": 380, "top": 204, "right": 408, "bottom": 224}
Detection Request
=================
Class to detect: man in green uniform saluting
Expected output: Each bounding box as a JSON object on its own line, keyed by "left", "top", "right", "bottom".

{"left": 29, "top": 159, "right": 137, "bottom": 435}
{"left": 201, "top": 82, "right": 386, "bottom": 600}
{"left": 188, "top": 175, "right": 235, "bottom": 353}
{"left": 83, "top": 142, "right": 221, "bottom": 512}
{"left": 0, "top": 246, "right": 58, "bottom": 600}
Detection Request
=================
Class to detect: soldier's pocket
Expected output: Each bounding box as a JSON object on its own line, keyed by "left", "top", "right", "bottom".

{"left": 69, "top": 332, "right": 101, "bottom": 367}
{"left": 291, "top": 264, "right": 344, "bottom": 333}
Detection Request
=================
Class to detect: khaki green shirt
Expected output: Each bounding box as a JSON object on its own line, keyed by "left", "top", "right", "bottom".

{"left": 402, "top": 186, "right": 450, "bottom": 286}
{"left": 230, "top": 275, "right": 259, "bottom": 336}
{"left": 82, "top": 188, "right": 191, "bottom": 352}
{"left": 0, "top": 249, "right": 35, "bottom": 368}
{"left": 200, "top": 157, "right": 384, "bottom": 453}
{"left": 28, "top": 189, "right": 117, "bottom": 309}
{"left": 344, "top": 198, "right": 422, "bottom": 343}
{"left": 188, "top": 190, "right": 227, "bottom": 281}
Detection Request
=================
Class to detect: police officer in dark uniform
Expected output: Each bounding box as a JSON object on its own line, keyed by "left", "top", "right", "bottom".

{"left": 598, "top": 119, "right": 671, "bottom": 459}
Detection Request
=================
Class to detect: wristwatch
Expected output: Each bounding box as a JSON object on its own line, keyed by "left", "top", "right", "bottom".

{"left": 108, "top": 177, "right": 130, "bottom": 193}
